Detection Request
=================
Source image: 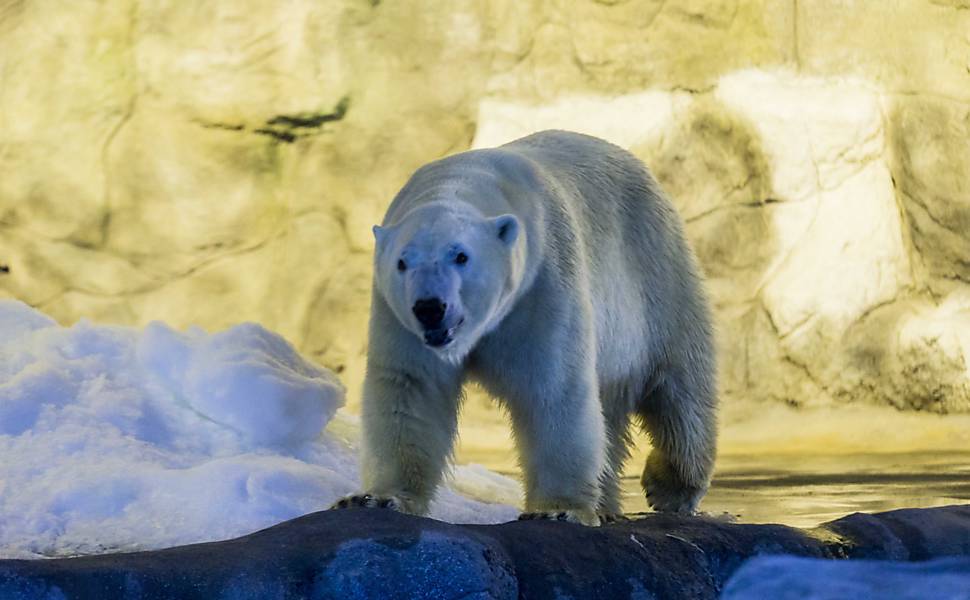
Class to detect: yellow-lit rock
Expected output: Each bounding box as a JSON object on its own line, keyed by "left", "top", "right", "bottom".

{"left": 1, "top": 0, "right": 968, "bottom": 419}
{"left": 889, "top": 96, "right": 970, "bottom": 292}
{"left": 796, "top": 0, "right": 970, "bottom": 102}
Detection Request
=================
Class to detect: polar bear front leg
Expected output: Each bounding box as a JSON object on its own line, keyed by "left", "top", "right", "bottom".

{"left": 331, "top": 298, "right": 464, "bottom": 517}
{"left": 330, "top": 363, "right": 462, "bottom": 516}
{"left": 509, "top": 369, "right": 606, "bottom": 527}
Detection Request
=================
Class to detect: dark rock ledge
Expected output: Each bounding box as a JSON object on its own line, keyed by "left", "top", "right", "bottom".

{"left": 1, "top": 505, "right": 968, "bottom": 599}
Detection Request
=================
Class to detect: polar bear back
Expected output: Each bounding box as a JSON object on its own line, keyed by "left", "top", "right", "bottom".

{"left": 507, "top": 131, "right": 710, "bottom": 383}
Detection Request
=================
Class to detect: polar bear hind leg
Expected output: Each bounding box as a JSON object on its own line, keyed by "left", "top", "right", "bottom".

{"left": 637, "top": 362, "right": 717, "bottom": 514}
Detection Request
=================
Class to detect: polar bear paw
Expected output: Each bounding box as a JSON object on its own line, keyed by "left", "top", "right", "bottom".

{"left": 597, "top": 511, "right": 628, "bottom": 524}
{"left": 518, "top": 508, "right": 601, "bottom": 526}
{"left": 642, "top": 452, "right": 706, "bottom": 515}
{"left": 330, "top": 493, "right": 404, "bottom": 511}
{"left": 644, "top": 482, "right": 704, "bottom": 515}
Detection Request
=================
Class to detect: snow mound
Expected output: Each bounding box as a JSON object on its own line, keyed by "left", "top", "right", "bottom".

{"left": 137, "top": 321, "right": 341, "bottom": 447}
{"left": 0, "top": 300, "right": 520, "bottom": 559}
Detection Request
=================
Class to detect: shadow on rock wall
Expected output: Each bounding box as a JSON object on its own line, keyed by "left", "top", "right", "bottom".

{"left": 889, "top": 96, "right": 970, "bottom": 292}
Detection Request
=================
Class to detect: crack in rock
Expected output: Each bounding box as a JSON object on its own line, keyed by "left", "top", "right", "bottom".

{"left": 195, "top": 96, "right": 351, "bottom": 144}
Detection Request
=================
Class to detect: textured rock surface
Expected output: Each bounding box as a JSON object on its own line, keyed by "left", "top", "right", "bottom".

{"left": 1, "top": 1, "right": 969, "bottom": 415}
{"left": 0, "top": 505, "right": 968, "bottom": 599}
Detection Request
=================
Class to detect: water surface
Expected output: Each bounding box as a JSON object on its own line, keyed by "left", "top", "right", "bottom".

{"left": 457, "top": 425, "right": 969, "bottom": 527}
{"left": 625, "top": 451, "right": 970, "bottom": 527}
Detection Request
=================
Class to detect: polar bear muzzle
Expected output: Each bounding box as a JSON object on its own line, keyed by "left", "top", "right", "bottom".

{"left": 412, "top": 297, "right": 446, "bottom": 329}
{"left": 413, "top": 297, "right": 464, "bottom": 347}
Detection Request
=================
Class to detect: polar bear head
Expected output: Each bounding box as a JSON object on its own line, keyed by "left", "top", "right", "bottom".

{"left": 373, "top": 201, "right": 522, "bottom": 363}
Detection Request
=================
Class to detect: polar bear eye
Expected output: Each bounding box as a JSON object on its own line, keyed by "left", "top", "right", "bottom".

{"left": 455, "top": 252, "right": 468, "bottom": 265}
{"left": 397, "top": 259, "right": 407, "bottom": 272}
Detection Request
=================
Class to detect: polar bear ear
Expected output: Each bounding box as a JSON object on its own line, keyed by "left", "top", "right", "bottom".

{"left": 372, "top": 225, "right": 388, "bottom": 246}
{"left": 492, "top": 214, "right": 519, "bottom": 246}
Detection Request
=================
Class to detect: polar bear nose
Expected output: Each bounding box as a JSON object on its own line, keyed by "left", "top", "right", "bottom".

{"left": 413, "top": 298, "right": 447, "bottom": 328}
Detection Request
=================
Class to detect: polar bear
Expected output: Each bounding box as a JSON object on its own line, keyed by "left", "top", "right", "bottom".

{"left": 332, "top": 130, "right": 717, "bottom": 525}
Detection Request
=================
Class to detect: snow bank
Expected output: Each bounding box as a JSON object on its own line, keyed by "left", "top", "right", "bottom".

{"left": 0, "top": 300, "right": 520, "bottom": 559}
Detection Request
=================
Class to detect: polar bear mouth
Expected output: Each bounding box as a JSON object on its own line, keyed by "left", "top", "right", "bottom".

{"left": 423, "top": 317, "right": 464, "bottom": 347}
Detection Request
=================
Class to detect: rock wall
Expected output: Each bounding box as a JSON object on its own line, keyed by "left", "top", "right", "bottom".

{"left": 1, "top": 0, "right": 968, "bottom": 414}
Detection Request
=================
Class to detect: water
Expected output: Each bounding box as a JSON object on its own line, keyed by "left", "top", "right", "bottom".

{"left": 464, "top": 452, "right": 970, "bottom": 528}
{"left": 626, "top": 451, "right": 970, "bottom": 527}
{"left": 454, "top": 397, "right": 970, "bottom": 528}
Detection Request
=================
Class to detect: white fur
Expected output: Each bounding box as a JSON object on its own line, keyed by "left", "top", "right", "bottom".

{"left": 340, "top": 130, "right": 718, "bottom": 523}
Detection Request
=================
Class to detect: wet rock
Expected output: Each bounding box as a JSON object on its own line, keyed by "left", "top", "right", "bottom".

{"left": 0, "top": 505, "right": 967, "bottom": 600}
